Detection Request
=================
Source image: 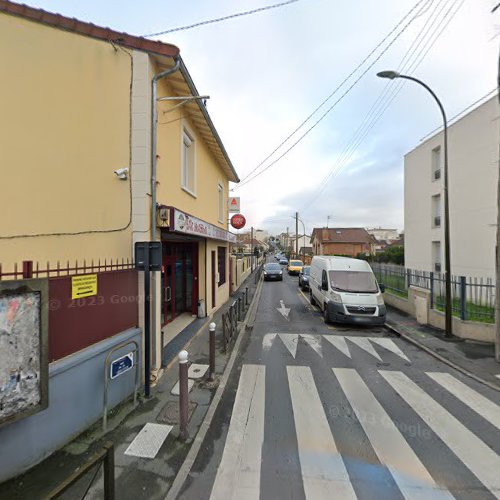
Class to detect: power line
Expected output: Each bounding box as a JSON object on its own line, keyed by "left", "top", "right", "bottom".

{"left": 234, "top": 0, "right": 433, "bottom": 189}
{"left": 300, "top": 0, "right": 465, "bottom": 213}
{"left": 306, "top": 0, "right": 462, "bottom": 207}
{"left": 236, "top": 0, "right": 432, "bottom": 186}
{"left": 143, "top": 0, "right": 302, "bottom": 37}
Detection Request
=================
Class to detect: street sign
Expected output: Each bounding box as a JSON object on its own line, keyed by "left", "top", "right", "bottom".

{"left": 228, "top": 197, "right": 240, "bottom": 212}
{"left": 231, "top": 214, "right": 246, "bottom": 229}
{"left": 110, "top": 352, "right": 134, "bottom": 380}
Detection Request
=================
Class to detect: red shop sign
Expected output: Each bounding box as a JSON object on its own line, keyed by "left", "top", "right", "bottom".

{"left": 230, "top": 214, "right": 246, "bottom": 230}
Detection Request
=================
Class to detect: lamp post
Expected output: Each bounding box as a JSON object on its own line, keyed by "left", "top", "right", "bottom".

{"left": 377, "top": 70, "right": 452, "bottom": 337}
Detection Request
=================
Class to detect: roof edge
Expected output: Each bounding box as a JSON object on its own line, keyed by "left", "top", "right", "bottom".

{"left": 0, "top": 0, "right": 180, "bottom": 59}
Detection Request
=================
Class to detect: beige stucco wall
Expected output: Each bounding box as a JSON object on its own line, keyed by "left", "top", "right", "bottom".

{"left": 405, "top": 96, "right": 499, "bottom": 278}
{"left": 0, "top": 13, "right": 133, "bottom": 266}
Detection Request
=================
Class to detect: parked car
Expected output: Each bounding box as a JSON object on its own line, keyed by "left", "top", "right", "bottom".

{"left": 263, "top": 262, "right": 283, "bottom": 281}
{"left": 287, "top": 259, "right": 303, "bottom": 275}
{"left": 309, "top": 256, "right": 386, "bottom": 325}
{"left": 298, "top": 265, "right": 311, "bottom": 291}
{"left": 279, "top": 258, "right": 288, "bottom": 265}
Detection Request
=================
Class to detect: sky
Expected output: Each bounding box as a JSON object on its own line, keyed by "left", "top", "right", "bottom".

{"left": 25, "top": 0, "right": 500, "bottom": 236}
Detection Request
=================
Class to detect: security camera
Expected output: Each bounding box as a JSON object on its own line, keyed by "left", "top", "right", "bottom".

{"left": 114, "top": 167, "right": 129, "bottom": 180}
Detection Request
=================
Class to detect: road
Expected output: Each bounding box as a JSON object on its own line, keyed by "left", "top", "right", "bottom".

{"left": 178, "top": 259, "right": 500, "bottom": 499}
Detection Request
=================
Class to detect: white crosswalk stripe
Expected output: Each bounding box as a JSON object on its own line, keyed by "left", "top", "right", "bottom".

{"left": 334, "top": 368, "right": 453, "bottom": 500}
{"left": 287, "top": 366, "right": 356, "bottom": 499}
{"left": 214, "top": 364, "right": 500, "bottom": 499}
{"left": 323, "top": 335, "right": 352, "bottom": 358}
{"left": 380, "top": 370, "right": 500, "bottom": 499}
{"left": 210, "top": 364, "right": 266, "bottom": 500}
{"left": 426, "top": 372, "right": 500, "bottom": 430}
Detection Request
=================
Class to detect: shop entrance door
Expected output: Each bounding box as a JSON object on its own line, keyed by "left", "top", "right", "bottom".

{"left": 161, "top": 242, "right": 198, "bottom": 326}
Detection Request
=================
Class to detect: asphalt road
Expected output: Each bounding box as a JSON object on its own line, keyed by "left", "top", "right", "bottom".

{"left": 178, "top": 260, "right": 500, "bottom": 500}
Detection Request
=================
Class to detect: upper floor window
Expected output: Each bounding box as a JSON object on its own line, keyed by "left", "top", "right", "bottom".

{"left": 431, "top": 146, "right": 441, "bottom": 181}
{"left": 218, "top": 183, "right": 224, "bottom": 223}
{"left": 182, "top": 129, "right": 195, "bottom": 195}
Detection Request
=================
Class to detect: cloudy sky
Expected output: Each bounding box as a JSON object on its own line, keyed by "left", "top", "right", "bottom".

{"left": 28, "top": 0, "right": 499, "bottom": 235}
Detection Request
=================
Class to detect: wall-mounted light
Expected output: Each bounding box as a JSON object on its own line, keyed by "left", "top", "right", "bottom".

{"left": 114, "top": 167, "right": 129, "bottom": 180}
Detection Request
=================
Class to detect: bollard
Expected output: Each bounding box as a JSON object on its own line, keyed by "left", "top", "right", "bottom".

{"left": 208, "top": 322, "right": 216, "bottom": 381}
{"left": 245, "top": 287, "right": 249, "bottom": 306}
{"left": 178, "top": 350, "right": 189, "bottom": 440}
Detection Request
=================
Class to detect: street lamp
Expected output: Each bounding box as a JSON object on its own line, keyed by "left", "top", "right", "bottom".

{"left": 377, "top": 70, "right": 452, "bottom": 337}
{"left": 377, "top": 71, "right": 452, "bottom": 337}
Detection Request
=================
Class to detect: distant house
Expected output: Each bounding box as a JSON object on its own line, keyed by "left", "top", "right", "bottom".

{"left": 299, "top": 246, "right": 313, "bottom": 256}
{"left": 310, "top": 228, "right": 375, "bottom": 257}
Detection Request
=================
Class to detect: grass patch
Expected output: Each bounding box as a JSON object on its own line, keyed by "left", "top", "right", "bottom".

{"left": 434, "top": 297, "right": 494, "bottom": 324}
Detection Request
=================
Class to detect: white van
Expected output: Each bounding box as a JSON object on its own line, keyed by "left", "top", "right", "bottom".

{"left": 309, "top": 256, "right": 386, "bottom": 325}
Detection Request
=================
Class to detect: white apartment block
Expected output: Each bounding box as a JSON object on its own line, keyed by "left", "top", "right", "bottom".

{"left": 404, "top": 95, "right": 499, "bottom": 278}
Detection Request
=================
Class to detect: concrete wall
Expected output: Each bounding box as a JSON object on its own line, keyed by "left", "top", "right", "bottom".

{"left": 231, "top": 256, "right": 252, "bottom": 291}
{"left": 405, "top": 96, "right": 500, "bottom": 278}
{"left": 0, "top": 328, "right": 141, "bottom": 482}
{"left": 385, "top": 287, "right": 495, "bottom": 343}
{"left": 0, "top": 12, "right": 133, "bottom": 266}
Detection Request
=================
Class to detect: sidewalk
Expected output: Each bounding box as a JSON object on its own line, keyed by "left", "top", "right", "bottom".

{"left": 386, "top": 306, "right": 500, "bottom": 389}
{"left": 0, "top": 269, "right": 262, "bottom": 500}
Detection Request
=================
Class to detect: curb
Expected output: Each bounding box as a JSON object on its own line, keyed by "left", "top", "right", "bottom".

{"left": 385, "top": 322, "right": 500, "bottom": 393}
{"left": 165, "top": 274, "right": 264, "bottom": 500}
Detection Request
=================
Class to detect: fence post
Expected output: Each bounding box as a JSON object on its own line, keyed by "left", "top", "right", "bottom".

{"left": 406, "top": 269, "right": 411, "bottom": 292}
{"left": 208, "top": 322, "right": 216, "bottom": 381}
{"left": 245, "top": 287, "right": 249, "bottom": 306}
{"left": 178, "top": 350, "right": 189, "bottom": 440}
{"left": 103, "top": 442, "right": 115, "bottom": 500}
{"left": 22, "top": 260, "right": 33, "bottom": 279}
{"left": 430, "top": 272, "right": 434, "bottom": 309}
{"left": 460, "top": 276, "right": 467, "bottom": 321}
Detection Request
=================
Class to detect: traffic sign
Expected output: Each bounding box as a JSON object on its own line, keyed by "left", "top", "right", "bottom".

{"left": 228, "top": 197, "right": 240, "bottom": 212}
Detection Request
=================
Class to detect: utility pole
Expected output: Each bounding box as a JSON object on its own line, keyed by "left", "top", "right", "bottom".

{"left": 493, "top": 4, "right": 499, "bottom": 361}
{"left": 251, "top": 226, "right": 254, "bottom": 272}
{"left": 295, "top": 212, "right": 299, "bottom": 258}
{"left": 286, "top": 227, "right": 289, "bottom": 256}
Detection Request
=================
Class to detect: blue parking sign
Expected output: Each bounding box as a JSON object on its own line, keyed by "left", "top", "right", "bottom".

{"left": 110, "top": 352, "right": 134, "bottom": 380}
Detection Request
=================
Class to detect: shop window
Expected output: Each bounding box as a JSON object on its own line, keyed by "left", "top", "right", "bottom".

{"left": 218, "top": 246, "right": 226, "bottom": 286}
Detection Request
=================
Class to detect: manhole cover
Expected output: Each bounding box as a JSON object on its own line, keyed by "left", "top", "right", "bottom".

{"left": 157, "top": 401, "right": 197, "bottom": 425}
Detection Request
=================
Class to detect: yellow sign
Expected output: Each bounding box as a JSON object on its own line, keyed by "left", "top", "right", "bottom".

{"left": 71, "top": 274, "right": 98, "bottom": 299}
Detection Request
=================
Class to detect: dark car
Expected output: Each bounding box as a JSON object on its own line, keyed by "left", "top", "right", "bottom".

{"left": 263, "top": 263, "right": 283, "bottom": 281}
{"left": 298, "top": 265, "right": 311, "bottom": 291}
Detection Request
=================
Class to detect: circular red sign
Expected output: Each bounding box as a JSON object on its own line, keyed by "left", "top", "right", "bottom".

{"left": 231, "top": 214, "right": 246, "bottom": 229}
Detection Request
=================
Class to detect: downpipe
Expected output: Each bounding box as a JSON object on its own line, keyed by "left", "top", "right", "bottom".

{"left": 150, "top": 56, "right": 181, "bottom": 372}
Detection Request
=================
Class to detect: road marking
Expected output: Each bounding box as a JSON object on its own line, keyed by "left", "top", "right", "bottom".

{"left": 380, "top": 371, "right": 500, "bottom": 498}
{"left": 323, "top": 335, "right": 352, "bottom": 358}
{"left": 278, "top": 333, "right": 299, "bottom": 358}
{"left": 262, "top": 333, "right": 276, "bottom": 352}
{"left": 370, "top": 338, "right": 411, "bottom": 362}
{"left": 299, "top": 334, "right": 323, "bottom": 358}
{"left": 346, "top": 336, "right": 382, "bottom": 361}
{"left": 287, "top": 366, "right": 356, "bottom": 499}
{"left": 334, "top": 369, "right": 453, "bottom": 500}
{"left": 426, "top": 372, "right": 500, "bottom": 430}
{"left": 210, "top": 364, "right": 265, "bottom": 500}
{"left": 277, "top": 299, "right": 291, "bottom": 320}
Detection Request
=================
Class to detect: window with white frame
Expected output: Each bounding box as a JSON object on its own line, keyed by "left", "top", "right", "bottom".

{"left": 431, "top": 146, "right": 441, "bottom": 181}
{"left": 182, "top": 129, "right": 195, "bottom": 194}
{"left": 218, "top": 183, "right": 224, "bottom": 223}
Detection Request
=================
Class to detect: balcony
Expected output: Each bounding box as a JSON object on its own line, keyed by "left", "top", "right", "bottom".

{"left": 434, "top": 169, "right": 441, "bottom": 180}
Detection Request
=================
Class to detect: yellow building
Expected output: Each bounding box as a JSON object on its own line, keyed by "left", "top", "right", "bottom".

{"left": 0, "top": 1, "right": 239, "bottom": 371}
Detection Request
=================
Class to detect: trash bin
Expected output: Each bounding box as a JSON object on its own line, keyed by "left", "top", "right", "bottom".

{"left": 197, "top": 299, "right": 206, "bottom": 318}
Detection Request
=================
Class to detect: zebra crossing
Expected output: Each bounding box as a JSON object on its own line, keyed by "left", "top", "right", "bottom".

{"left": 262, "top": 333, "right": 411, "bottom": 362}
{"left": 209, "top": 364, "right": 500, "bottom": 500}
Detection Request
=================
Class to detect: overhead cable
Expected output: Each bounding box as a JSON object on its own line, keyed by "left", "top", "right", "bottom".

{"left": 143, "top": 0, "right": 302, "bottom": 37}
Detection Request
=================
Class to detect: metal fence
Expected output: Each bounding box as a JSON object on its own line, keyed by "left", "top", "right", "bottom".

{"left": 370, "top": 262, "right": 495, "bottom": 323}
{"left": 222, "top": 287, "right": 249, "bottom": 352}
